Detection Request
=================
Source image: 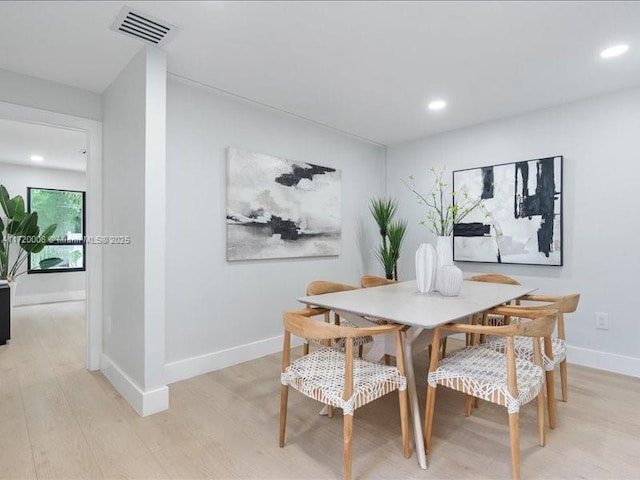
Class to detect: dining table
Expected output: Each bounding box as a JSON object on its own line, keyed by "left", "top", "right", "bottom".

{"left": 297, "top": 279, "right": 535, "bottom": 470}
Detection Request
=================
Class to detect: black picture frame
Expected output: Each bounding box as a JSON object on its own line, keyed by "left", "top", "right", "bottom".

{"left": 452, "top": 156, "right": 563, "bottom": 266}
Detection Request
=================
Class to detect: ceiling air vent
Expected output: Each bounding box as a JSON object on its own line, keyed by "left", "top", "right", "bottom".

{"left": 110, "top": 7, "right": 176, "bottom": 46}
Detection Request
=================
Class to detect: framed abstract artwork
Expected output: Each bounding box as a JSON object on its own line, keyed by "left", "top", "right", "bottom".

{"left": 453, "top": 156, "right": 563, "bottom": 266}
{"left": 226, "top": 147, "right": 341, "bottom": 261}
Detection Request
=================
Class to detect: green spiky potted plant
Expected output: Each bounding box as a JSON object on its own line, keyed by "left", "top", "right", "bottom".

{"left": 370, "top": 198, "right": 407, "bottom": 280}
{"left": 0, "top": 185, "right": 62, "bottom": 311}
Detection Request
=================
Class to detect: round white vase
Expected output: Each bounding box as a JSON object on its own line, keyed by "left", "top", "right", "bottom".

{"left": 438, "top": 265, "right": 464, "bottom": 296}
{"left": 415, "top": 243, "right": 437, "bottom": 293}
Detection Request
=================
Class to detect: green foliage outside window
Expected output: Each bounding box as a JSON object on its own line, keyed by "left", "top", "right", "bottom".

{"left": 30, "top": 189, "right": 84, "bottom": 240}
{"left": 28, "top": 188, "right": 85, "bottom": 272}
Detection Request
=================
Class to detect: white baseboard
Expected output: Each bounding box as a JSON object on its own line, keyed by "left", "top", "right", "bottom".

{"left": 14, "top": 290, "right": 86, "bottom": 306}
{"left": 101, "top": 354, "right": 169, "bottom": 416}
{"left": 165, "top": 336, "right": 638, "bottom": 390}
{"left": 165, "top": 334, "right": 303, "bottom": 384}
{"left": 566, "top": 345, "right": 640, "bottom": 378}
{"left": 445, "top": 335, "right": 639, "bottom": 378}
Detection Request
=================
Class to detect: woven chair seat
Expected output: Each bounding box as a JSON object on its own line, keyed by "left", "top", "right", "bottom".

{"left": 428, "top": 345, "right": 544, "bottom": 414}
{"left": 282, "top": 347, "right": 406, "bottom": 416}
{"left": 485, "top": 335, "right": 566, "bottom": 371}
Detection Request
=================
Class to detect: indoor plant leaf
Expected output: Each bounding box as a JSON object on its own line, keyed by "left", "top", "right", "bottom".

{"left": 12, "top": 196, "right": 26, "bottom": 222}
{"left": 39, "top": 257, "right": 64, "bottom": 269}
{"left": 387, "top": 219, "right": 408, "bottom": 281}
{"left": 369, "top": 198, "right": 397, "bottom": 237}
{"left": 20, "top": 212, "right": 40, "bottom": 238}
{"left": 369, "top": 196, "right": 406, "bottom": 281}
{"left": 403, "top": 168, "right": 483, "bottom": 237}
{"left": 39, "top": 223, "right": 57, "bottom": 242}
{"left": 7, "top": 219, "right": 24, "bottom": 235}
{"left": 374, "top": 244, "right": 395, "bottom": 280}
{"left": 0, "top": 184, "right": 59, "bottom": 280}
{"left": 24, "top": 224, "right": 58, "bottom": 254}
{"left": 0, "top": 185, "right": 15, "bottom": 219}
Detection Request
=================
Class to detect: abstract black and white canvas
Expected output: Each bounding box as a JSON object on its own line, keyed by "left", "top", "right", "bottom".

{"left": 453, "top": 156, "right": 562, "bottom": 266}
{"left": 226, "top": 147, "right": 341, "bottom": 261}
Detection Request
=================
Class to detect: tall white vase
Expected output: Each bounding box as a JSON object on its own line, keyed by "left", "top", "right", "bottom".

{"left": 415, "top": 243, "right": 437, "bottom": 293}
{"left": 435, "top": 236, "right": 454, "bottom": 291}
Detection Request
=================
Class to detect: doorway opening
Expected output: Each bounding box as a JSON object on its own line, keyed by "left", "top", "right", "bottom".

{"left": 0, "top": 101, "right": 103, "bottom": 370}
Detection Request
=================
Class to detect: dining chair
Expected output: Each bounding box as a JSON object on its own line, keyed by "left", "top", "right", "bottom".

{"left": 468, "top": 274, "right": 522, "bottom": 331}
{"left": 280, "top": 309, "right": 411, "bottom": 480}
{"left": 484, "top": 294, "right": 581, "bottom": 428}
{"left": 468, "top": 273, "right": 522, "bottom": 286}
{"left": 303, "top": 281, "right": 373, "bottom": 358}
{"left": 359, "top": 275, "right": 397, "bottom": 365}
{"left": 423, "top": 307, "right": 558, "bottom": 480}
{"left": 360, "top": 275, "right": 396, "bottom": 288}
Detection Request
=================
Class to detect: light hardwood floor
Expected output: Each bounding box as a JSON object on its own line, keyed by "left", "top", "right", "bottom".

{"left": 1, "top": 301, "right": 639, "bottom": 479}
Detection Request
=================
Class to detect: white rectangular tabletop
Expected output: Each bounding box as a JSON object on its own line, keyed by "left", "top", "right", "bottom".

{"left": 297, "top": 280, "right": 535, "bottom": 328}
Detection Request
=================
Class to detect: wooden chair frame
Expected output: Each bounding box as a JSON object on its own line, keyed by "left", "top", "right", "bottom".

{"left": 508, "top": 294, "right": 580, "bottom": 414}
{"left": 468, "top": 274, "right": 522, "bottom": 343}
{"left": 303, "top": 281, "right": 365, "bottom": 357}
{"left": 424, "top": 308, "right": 558, "bottom": 480}
{"left": 360, "top": 275, "right": 397, "bottom": 288}
{"left": 468, "top": 273, "right": 522, "bottom": 285}
{"left": 360, "top": 275, "right": 400, "bottom": 364}
{"left": 280, "top": 309, "right": 411, "bottom": 480}
{"left": 474, "top": 295, "right": 579, "bottom": 428}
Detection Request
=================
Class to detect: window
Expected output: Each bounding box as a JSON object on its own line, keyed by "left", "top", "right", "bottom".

{"left": 27, "top": 187, "right": 86, "bottom": 273}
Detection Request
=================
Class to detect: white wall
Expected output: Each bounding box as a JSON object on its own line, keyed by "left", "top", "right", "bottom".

{"left": 387, "top": 86, "right": 640, "bottom": 376}
{"left": 165, "top": 76, "right": 386, "bottom": 382}
{"left": 0, "top": 162, "right": 86, "bottom": 304}
{"left": 0, "top": 68, "right": 101, "bottom": 121}
{"left": 102, "top": 47, "right": 167, "bottom": 415}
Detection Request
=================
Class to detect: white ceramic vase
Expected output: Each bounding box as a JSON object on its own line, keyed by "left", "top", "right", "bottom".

{"left": 415, "top": 243, "right": 437, "bottom": 293}
{"left": 438, "top": 265, "right": 464, "bottom": 296}
{"left": 435, "top": 236, "right": 454, "bottom": 291}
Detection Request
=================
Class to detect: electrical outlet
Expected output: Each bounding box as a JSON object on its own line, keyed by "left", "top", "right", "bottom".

{"left": 595, "top": 312, "right": 609, "bottom": 330}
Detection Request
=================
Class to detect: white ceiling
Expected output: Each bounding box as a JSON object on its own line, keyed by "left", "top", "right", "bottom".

{"left": 0, "top": 118, "right": 87, "bottom": 171}
{"left": 1, "top": 1, "right": 639, "bottom": 145}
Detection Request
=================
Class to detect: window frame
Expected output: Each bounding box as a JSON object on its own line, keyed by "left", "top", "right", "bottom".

{"left": 26, "top": 187, "right": 86, "bottom": 274}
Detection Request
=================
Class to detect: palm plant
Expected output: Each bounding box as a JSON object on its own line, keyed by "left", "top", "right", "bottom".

{"left": 387, "top": 219, "right": 408, "bottom": 281}
{"left": 0, "top": 185, "right": 61, "bottom": 281}
{"left": 370, "top": 197, "right": 396, "bottom": 248}
{"left": 369, "top": 198, "right": 407, "bottom": 280}
{"left": 374, "top": 244, "right": 396, "bottom": 281}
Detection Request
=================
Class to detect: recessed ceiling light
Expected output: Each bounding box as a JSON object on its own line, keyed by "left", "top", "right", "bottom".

{"left": 600, "top": 44, "right": 629, "bottom": 59}
{"left": 428, "top": 100, "right": 447, "bottom": 111}
{"left": 30, "top": 155, "right": 44, "bottom": 162}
